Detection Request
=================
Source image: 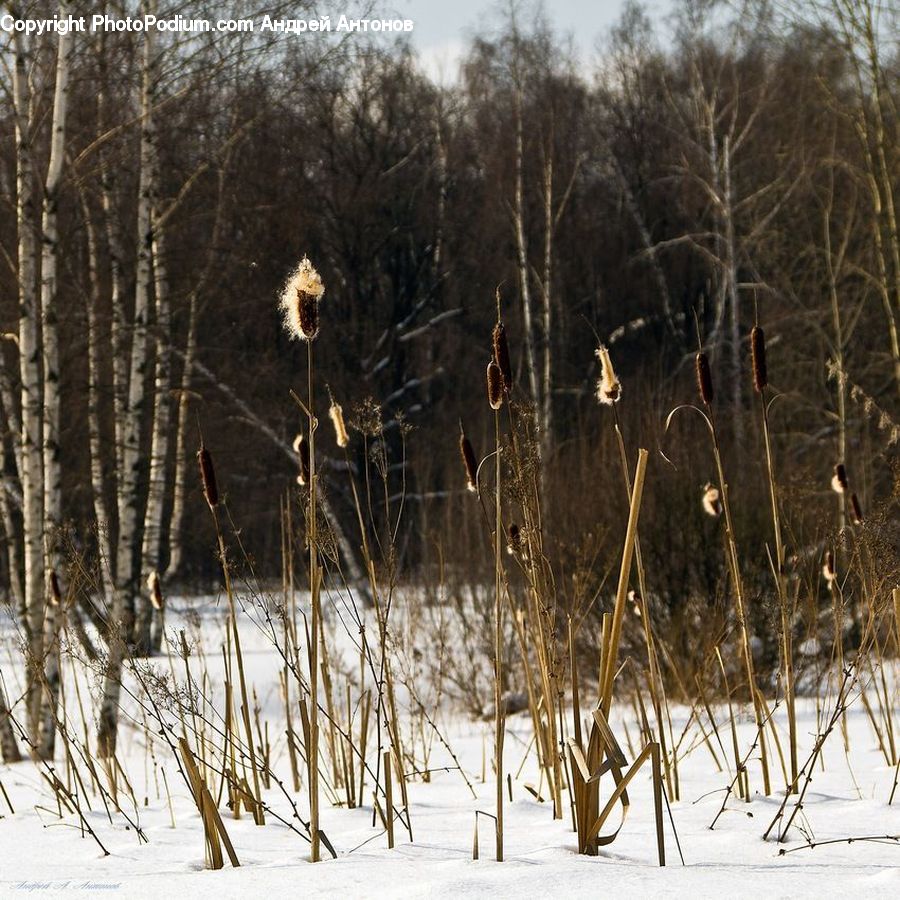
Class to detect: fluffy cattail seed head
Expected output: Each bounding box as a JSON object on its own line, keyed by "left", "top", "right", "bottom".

{"left": 750, "top": 325, "right": 767, "bottom": 393}
{"left": 595, "top": 345, "right": 621, "bottom": 405}
{"left": 702, "top": 482, "right": 722, "bottom": 518}
{"left": 329, "top": 400, "right": 349, "bottom": 449}
{"left": 696, "top": 352, "right": 714, "bottom": 405}
{"left": 279, "top": 257, "right": 325, "bottom": 342}
{"left": 823, "top": 550, "right": 836, "bottom": 588}
{"left": 831, "top": 463, "right": 848, "bottom": 494}
{"left": 850, "top": 492, "right": 863, "bottom": 524}
{"left": 492, "top": 322, "right": 513, "bottom": 393}
{"left": 460, "top": 425, "right": 478, "bottom": 493}
{"left": 293, "top": 433, "right": 311, "bottom": 486}
{"left": 147, "top": 570, "right": 165, "bottom": 611}
{"left": 198, "top": 445, "right": 218, "bottom": 508}
{"left": 487, "top": 359, "right": 504, "bottom": 410}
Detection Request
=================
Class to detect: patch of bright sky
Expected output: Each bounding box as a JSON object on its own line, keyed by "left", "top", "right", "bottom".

{"left": 370, "top": 0, "right": 674, "bottom": 83}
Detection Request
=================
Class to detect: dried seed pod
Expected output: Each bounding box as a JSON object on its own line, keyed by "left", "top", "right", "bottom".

{"left": 329, "top": 400, "right": 349, "bottom": 449}
{"left": 460, "top": 425, "right": 478, "bottom": 493}
{"left": 487, "top": 359, "right": 504, "bottom": 410}
{"left": 293, "top": 433, "right": 311, "bottom": 486}
{"left": 702, "top": 482, "right": 722, "bottom": 518}
{"left": 831, "top": 463, "right": 848, "bottom": 494}
{"left": 696, "top": 352, "right": 714, "bottom": 405}
{"left": 492, "top": 321, "right": 513, "bottom": 393}
{"left": 750, "top": 325, "right": 767, "bottom": 393}
{"left": 197, "top": 444, "right": 218, "bottom": 508}
{"left": 147, "top": 570, "right": 165, "bottom": 611}
{"left": 850, "top": 492, "right": 863, "bottom": 524}
{"left": 595, "top": 344, "right": 621, "bottom": 405}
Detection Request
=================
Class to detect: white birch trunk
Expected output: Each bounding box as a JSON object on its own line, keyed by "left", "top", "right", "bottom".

{"left": 512, "top": 94, "right": 541, "bottom": 443}
{"left": 136, "top": 184, "right": 172, "bottom": 652}
{"left": 13, "top": 26, "right": 45, "bottom": 749}
{"left": 165, "top": 291, "right": 197, "bottom": 581}
{"left": 37, "top": 6, "right": 71, "bottom": 760}
{"left": 98, "top": 13, "right": 156, "bottom": 755}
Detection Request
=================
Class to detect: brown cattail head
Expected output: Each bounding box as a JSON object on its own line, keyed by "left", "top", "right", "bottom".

{"left": 696, "top": 352, "right": 714, "bottom": 405}
{"left": 147, "top": 569, "right": 165, "bottom": 611}
{"left": 460, "top": 424, "right": 478, "bottom": 493}
{"left": 507, "top": 523, "right": 521, "bottom": 556}
{"left": 293, "top": 433, "right": 311, "bottom": 486}
{"left": 595, "top": 345, "right": 621, "bottom": 405}
{"left": 197, "top": 444, "right": 218, "bottom": 508}
{"left": 47, "top": 570, "right": 62, "bottom": 607}
{"left": 750, "top": 325, "right": 767, "bottom": 394}
{"left": 329, "top": 399, "right": 349, "bottom": 448}
{"left": 487, "top": 359, "right": 504, "bottom": 410}
{"left": 850, "top": 492, "right": 863, "bottom": 524}
{"left": 279, "top": 257, "right": 325, "bottom": 342}
{"left": 492, "top": 321, "right": 513, "bottom": 393}
{"left": 831, "top": 463, "right": 849, "bottom": 494}
{"left": 702, "top": 482, "right": 722, "bottom": 518}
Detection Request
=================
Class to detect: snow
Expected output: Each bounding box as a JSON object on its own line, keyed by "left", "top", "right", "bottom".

{"left": 1, "top": 596, "right": 899, "bottom": 898}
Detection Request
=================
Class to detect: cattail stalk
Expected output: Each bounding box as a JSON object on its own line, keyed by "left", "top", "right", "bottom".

{"left": 693, "top": 348, "right": 771, "bottom": 795}
{"left": 751, "top": 324, "right": 796, "bottom": 791}
{"left": 493, "top": 392, "right": 504, "bottom": 862}
{"left": 200, "top": 443, "right": 265, "bottom": 825}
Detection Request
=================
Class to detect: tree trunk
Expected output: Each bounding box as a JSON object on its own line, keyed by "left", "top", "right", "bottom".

{"left": 37, "top": 5, "right": 71, "bottom": 760}
{"left": 136, "top": 186, "right": 172, "bottom": 653}
{"left": 98, "top": 13, "right": 156, "bottom": 756}
{"left": 13, "top": 26, "right": 45, "bottom": 751}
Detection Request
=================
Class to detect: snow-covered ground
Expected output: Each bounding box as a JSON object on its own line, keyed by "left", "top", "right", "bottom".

{"left": 1, "top": 596, "right": 899, "bottom": 898}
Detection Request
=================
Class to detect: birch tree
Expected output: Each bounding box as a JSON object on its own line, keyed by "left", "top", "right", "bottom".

{"left": 36, "top": 0, "right": 71, "bottom": 760}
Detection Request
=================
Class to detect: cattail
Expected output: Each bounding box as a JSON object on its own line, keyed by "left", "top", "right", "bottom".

{"left": 750, "top": 325, "right": 767, "bottom": 394}
{"left": 487, "top": 359, "right": 504, "bottom": 410}
{"left": 831, "top": 463, "right": 848, "bottom": 494}
{"left": 460, "top": 425, "right": 478, "bottom": 493}
{"left": 329, "top": 399, "right": 349, "bottom": 449}
{"left": 696, "top": 352, "right": 714, "bottom": 405}
{"left": 507, "top": 523, "right": 521, "bottom": 556}
{"left": 850, "top": 492, "right": 863, "bottom": 524}
{"left": 279, "top": 256, "right": 325, "bottom": 342}
{"left": 492, "top": 321, "right": 513, "bottom": 393}
{"left": 702, "top": 482, "right": 722, "bottom": 518}
{"left": 47, "top": 570, "right": 62, "bottom": 607}
{"left": 595, "top": 344, "right": 621, "bottom": 405}
{"left": 147, "top": 569, "right": 165, "bottom": 611}
{"left": 198, "top": 444, "right": 218, "bottom": 508}
{"left": 293, "top": 433, "right": 311, "bottom": 486}
{"left": 628, "top": 589, "right": 643, "bottom": 619}
{"left": 823, "top": 550, "right": 836, "bottom": 589}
